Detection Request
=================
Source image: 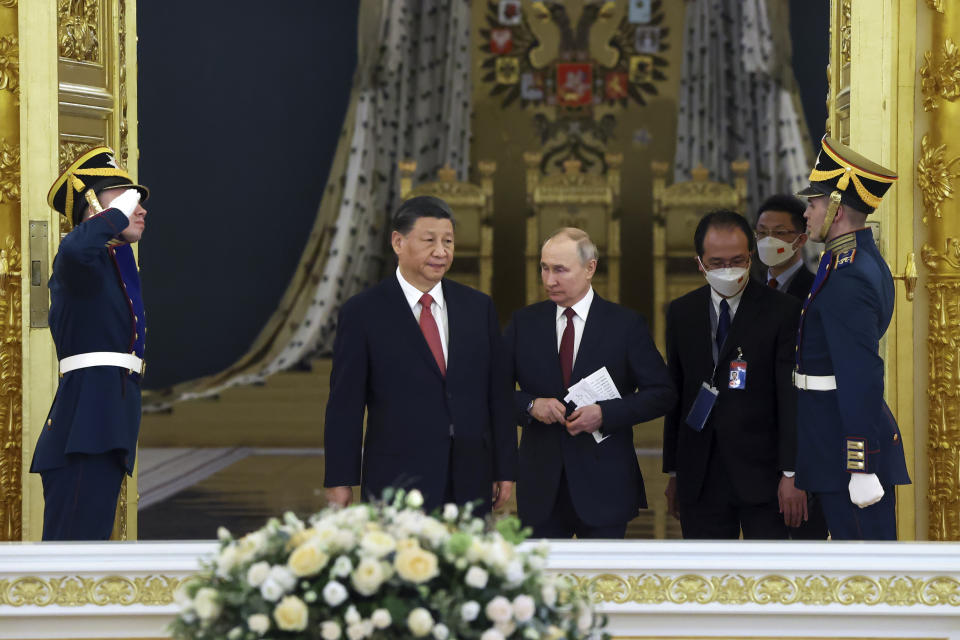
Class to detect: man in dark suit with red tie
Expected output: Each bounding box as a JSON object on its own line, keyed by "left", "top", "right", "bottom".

{"left": 323, "top": 196, "right": 517, "bottom": 514}
{"left": 505, "top": 228, "right": 675, "bottom": 538}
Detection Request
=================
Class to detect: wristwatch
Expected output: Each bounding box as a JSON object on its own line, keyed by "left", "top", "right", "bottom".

{"left": 526, "top": 399, "right": 535, "bottom": 415}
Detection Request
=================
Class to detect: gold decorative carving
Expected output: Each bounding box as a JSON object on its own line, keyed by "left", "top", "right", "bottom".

{"left": 839, "top": 0, "right": 852, "bottom": 66}
{"left": 919, "top": 134, "right": 960, "bottom": 223}
{"left": 0, "top": 236, "right": 22, "bottom": 542}
{"left": 921, "top": 238, "right": 960, "bottom": 272}
{"left": 0, "top": 138, "right": 18, "bottom": 203}
{"left": 0, "top": 575, "right": 180, "bottom": 606}
{"left": 57, "top": 0, "right": 101, "bottom": 63}
{"left": 58, "top": 140, "right": 97, "bottom": 173}
{"left": 926, "top": 278, "right": 960, "bottom": 540}
{"left": 118, "top": 0, "right": 128, "bottom": 167}
{"left": 921, "top": 39, "right": 960, "bottom": 112}
{"left": 927, "top": 0, "right": 945, "bottom": 12}
{"left": 570, "top": 573, "right": 960, "bottom": 607}
{"left": 0, "top": 1, "right": 15, "bottom": 7}
{"left": 0, "top": 35, "right": 18, "bottom": 95}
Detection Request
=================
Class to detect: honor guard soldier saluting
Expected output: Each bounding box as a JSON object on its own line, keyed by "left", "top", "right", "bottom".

{"left": 794, "top": 137, "right": 910, "bottom": 540}
{"left": 30, "top": 146, "right": 149, "bottom": 540}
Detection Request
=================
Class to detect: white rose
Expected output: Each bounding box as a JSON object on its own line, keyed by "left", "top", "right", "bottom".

{"left": 485, "top": 596, "right": 513, "bottom": 623}
{"left": 481, "top": 629, "right": 505, "bottom": 640}
{"left": 360, "top": 530, "right": 397, "bottom": 558}
{"left": 541, "top": 583, "right": 557, "bottom": 607}
{"left": 371, "top": 608, "right": 392, "bottom": 629}
{"left": 260, "top": 578, "right": 284, "bottom": 602}
{"left": 361, "top": 620, "right": 375, "bottom": 637}
{"left": 313, "top": 523, "right": 339, "bottom": 546}
{"left": 406, "top": 489, "right": 425, "bottom": 509}
{"left": 512, "top": 594, "right": 535, "bottom": 622}
{"left": 465, "top": 566, "right": 489, "bottom": 589}
{"left": 228, "top": 627, "right": 243, "bottom": 640}
{"left": 443, "top": 504, "right": 458, "bottom": 521}
{"left": 504, "top": 559, "right": 525, "bottom": 585}
{"left": 466, "top": 539, "right": 487, "bottom": 563}
{"left": 420, "top": 519, "right": 450, "bottom": 547}
{"left": 267, "top": 566, "right": 297, "bottom": 591}
{"left": 346, "top": 622, "right": 367, "bottom": 640}
{"left": 333, "top": 528, "right": 357, "bottom": 551}
{"left": 248, "top": 613, "right": 270, "bottom": 634}
{"left": 173, "top": 583, "right": 193, "bottom": 612}
{"left": 345, "top": 605, "right": 361, "bottom": 625}
{"left": 407, "top": 607, "right": 434, "bottom": 637}
{"left": 432, "top": 623, "right": 450, "bottom": 640}
{"left": 323, "top": 580, "right": 349, "bottom": 607}
{"left": 217, "top": 526, "right": 232, "bottom": 541}
{"left": 216, "top": 545, "right": 239, "bottom": 577}
{"left": 236, "top": 531, "right": 267, "bottom": 564}
{"left": 351, "top": 557, "right": 386, "bottom": 596}
{"left": 461, "top": 601, "right": 480, "bottom": 621}
{"left": 321, "top": 621, "right": 343, "bottom": 640}
{"left": 577, "top": 610, "right": 593, "bottom": 632}
{"left": 331, "top": 555, "right": 353, "bottom": 578}
{"left": 246, "top": 561, "right": 270, "bottom": 587}
{"left": 495, "top": 621, "right": 516, "bottom": 637}
{"left": 193, "top": 587, "right": 221, "bottom": 621}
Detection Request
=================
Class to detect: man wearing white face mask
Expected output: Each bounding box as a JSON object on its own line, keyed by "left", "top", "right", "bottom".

{"left": 754, "top": 195, "right": 814, "bottom": 298}
{"left": 663, "top": 210, "right": 804, "bottom": 539}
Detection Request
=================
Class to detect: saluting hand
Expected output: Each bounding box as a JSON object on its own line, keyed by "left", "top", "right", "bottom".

{"left": 565, "top": 404, "right": 602, "bottom": 435}
{"left": 530, "top": 398, "right": 567, "bottom": 424}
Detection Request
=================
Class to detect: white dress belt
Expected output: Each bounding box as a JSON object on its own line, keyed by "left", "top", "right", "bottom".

{"left": 793, "top": 371, "right": 837, "bottom": 391}
{"left": 59, "top": 352, "right": 144, "bottom": 376}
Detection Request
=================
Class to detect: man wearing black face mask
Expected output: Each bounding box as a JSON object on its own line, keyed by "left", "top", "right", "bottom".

{"left": 754, "top": 194, "right": 814, "bottom": 297}
{"left": 663, "top": 210, "right": 803, "bottom": 539}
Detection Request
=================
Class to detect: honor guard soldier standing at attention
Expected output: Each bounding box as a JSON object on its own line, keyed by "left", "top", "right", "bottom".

{"left": 30, "top": 146, "right": 149, "bottom": 540}
{"left": 794, "top": 136, "right": 910, "bottom": 540}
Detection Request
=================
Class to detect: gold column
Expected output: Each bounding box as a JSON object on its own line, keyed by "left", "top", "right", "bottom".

{"left": 919, "top": 1, "right": 960, "bottom": 540}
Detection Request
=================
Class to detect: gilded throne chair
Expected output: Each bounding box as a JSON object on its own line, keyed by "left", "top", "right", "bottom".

{"left": 651, "top": 161, "right": 749, "bottom": 352}
{"left": 523, "top": 153, "right": 622, "bottom": 305}
{"left": 399, "top": 161, "right": 496, "bottom": 295}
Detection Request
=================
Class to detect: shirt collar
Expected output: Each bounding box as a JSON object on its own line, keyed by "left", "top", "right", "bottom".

{"left": 767, "top": 259, "right": 804, "bottom": 289}
{"left": 396, "top": 267, "right": 445, "bottom": 311}
{"left": 710, "top": 282, "right": 746, "bottom": 317}
{"left": 556, "top": 286, "right": 594, "bottom": 322}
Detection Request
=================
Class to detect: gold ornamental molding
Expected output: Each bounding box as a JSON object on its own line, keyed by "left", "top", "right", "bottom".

{"left": 0, "top": 34, "right": 18, "bottom": 95}
{"left": 921, "top": 238, "right": 960, "bottom": 273}
{"left": 117, "top": 0, "right": 128, "bottom": 166}
{"left": 0, "top": 138, "right": 19, "bottom": 203}
{"left": 0, "top": 236, "right": 22, "bottom": 542}
{"left": 57, "top": 0, "right": 101, "bottom": 64}
{"left": 572, "top": 573, "right": 960, "bottom": 607}
{"left": 918, "top": 134, "right": 960, "bottom": 224}
{"left": 0, "top": 575, "right": 180, "bottom": 607}
{"left": 920, "top": 38, "right": 960, "bottom": 112}
{"left": 927, "top": 0, "right": 946, "bottom": 13}
{"left": 839, "top": 0, "right": 851, "bottom": 66}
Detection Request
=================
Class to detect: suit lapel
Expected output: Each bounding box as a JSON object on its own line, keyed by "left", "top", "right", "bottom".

{"left": 441, "top": 280, "right": 466, "bottom": 377}
{"left": 385, "top": 276, "right": 444, "bottom": 379}
{"left": 538, "top": 301, "right": 565, "bottom": 391}
{"left": 570, "top": 294, "right": 605, "bottom": 386}
{"left": 718, "top": 279, "right": 762, "bottom": 363}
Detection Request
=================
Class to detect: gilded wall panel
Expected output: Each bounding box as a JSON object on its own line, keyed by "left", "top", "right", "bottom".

{"left": 57, "top": 0, "right": 101, "bottom": 64}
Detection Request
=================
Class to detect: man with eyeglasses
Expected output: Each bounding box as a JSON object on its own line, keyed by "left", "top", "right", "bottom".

{"left": 663, "top": 210, "right": 804, "bottom": 539}
{"left": 754, "top": 194, "right": 814, "bottom": 299}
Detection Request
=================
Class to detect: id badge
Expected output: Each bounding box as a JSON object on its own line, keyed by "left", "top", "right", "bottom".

{"left": 728, "top": 348, "right": 747, "bottom": 390}
{"left": 685, "top": 382, "right": 719, "bottom": 432}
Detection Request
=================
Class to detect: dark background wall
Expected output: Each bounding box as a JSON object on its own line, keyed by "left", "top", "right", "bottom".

{"left": 137, "top": 2, "right": 358, "bottom": 389}
{"left": 790, "top": 0, "right": 830, "bottom": 145}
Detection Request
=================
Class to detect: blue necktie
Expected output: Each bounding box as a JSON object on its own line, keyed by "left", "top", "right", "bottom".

{"left": 716, "top": 298, "right": 730, "bottom": 353}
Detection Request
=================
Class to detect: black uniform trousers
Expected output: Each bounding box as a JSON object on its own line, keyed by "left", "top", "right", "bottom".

{"left": 40, "top": 450, "right": 126, "bottom": 541}
{"left": 817, "top": 484, "right": 897, "bottom": 540}
{"left": 531, "top": 468, "right": 628, "bottom": 539}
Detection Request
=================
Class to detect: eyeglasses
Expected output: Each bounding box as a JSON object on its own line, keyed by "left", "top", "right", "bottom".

{"left": 702, "top": 256, "right": 750, "bottom": 270}
{"left": 755, "top": 228, "right": 801, "bottom": 241}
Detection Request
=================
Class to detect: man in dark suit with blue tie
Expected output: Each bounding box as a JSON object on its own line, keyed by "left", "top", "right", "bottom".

{"left": 31, "top": 146, "right": 149, "bottom": 540}
{"left": 505, "top": 228, "right": 675, "bottom": 538}
{"left": 324, "top": 196, "right": 517, "bottom": 514}
{"left": 794, "top": 136, "right": 910, "bottom": 539}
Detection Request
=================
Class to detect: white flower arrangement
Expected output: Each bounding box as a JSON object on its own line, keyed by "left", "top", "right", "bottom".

{"left": 171, "top": 489, "right": 607, "bottom": 640}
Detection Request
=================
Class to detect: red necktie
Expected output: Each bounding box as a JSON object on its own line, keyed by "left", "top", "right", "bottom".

{"left": 768, "top": 277, "right": 779, "bottom": 289}
{"left": 559, "top": 307, "right": 576, "bottom": 388}
{"left": 419, "top": 293, "right": 446, "bottom": 376}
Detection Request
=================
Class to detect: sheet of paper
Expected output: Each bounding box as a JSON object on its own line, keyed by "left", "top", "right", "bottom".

{"left": 563, "top": 367, "right": 620, "bottom": 443}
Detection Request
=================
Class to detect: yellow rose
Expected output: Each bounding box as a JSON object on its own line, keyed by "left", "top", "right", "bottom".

{"left": 395, "top": 538, "right": 420, "bottom": 553}
{"left": 288, "top": 539, "right": 330, "bottom": 577}
{"left": 287, "top": 527, "right": 317, "bottom": 550}
{"left": 394, "top": 547, "right": 439, "bottom": 584}
{"left": 360, "top": 531, "right": 396, "bottom": 558}
{"left": 273, "top": 595, "right": 309, "bottom": 632}
{"left": 351, "top": 557, "right": 386, "bottom": 596}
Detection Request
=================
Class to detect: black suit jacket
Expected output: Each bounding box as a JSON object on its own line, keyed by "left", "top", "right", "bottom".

{"left": 663, "top": 280, "right": 800, "bottom": 505}
{"left": 323, "top": 276, "right": 517, "bottom": 513}
{"left": 785, "top": 264, "right": 815, "bottom": 300}
{"left": 504, "top": 294, "right": 675, "bottom": 528}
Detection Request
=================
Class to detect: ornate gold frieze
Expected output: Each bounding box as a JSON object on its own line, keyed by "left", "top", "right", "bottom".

{"left": 926, "top": 279, "right": 960, "bottom": 541}
{"left": 571, "top": 573, "right": 960, "bottom": 607}
{"left": 921, "top": 38, "right": 960, "bottom": 112}
{"left": 839, "top": 0, "right": 852, "bottom": 66}
{"left": 921, "top": 238, "right": 960, "bottom": 272}
{"left": 0, "top": 575, "right": 180, "bottom": 607}
{"left": 0, "top": 236, "right": 22, "bottom": 543}
{"left": 0, "top": 138, "right": 19, "bottom": 204}
{"left": 118, "top": 0, "right": 128, "bottom": 167}
{"left": 0, "top": 34, "right": 18, "bottom": 95}
{"left": 57, "top": 0, "right": 101, "bottom": 64}
{"left": 918, "top": 134, "right": 960, "bottom": 224}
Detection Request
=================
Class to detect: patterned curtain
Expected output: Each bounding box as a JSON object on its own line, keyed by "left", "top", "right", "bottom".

{"left": 145, "top": 0, "right": 473, "bottom": 410}
{"left": 673, "top": 0, "right": 812, "bottom": 218}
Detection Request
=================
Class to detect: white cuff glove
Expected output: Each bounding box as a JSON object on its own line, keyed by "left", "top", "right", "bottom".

{"left": 110, "top": 189, "right": 141, "bottom": 218}
{"left": 848, "top": 473, "right": 884, "bottom": 508}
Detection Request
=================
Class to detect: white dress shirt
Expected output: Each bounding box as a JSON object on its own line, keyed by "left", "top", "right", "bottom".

{"left": 396, "top": 267, "right": 448, "bottom": 364}
{"left": 556, "top": 286, "right": 595, "bottom": 366}
{"left": 709, "top": 285, "right": 745, "bottom": 328}
{"left": 766, "top": 259, "right": 804, "bottom": 292}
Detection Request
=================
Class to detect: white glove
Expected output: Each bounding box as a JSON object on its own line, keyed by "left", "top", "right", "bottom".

{"left": 848, "top": 473, "right": 884, "bottom": 508}
{"left": 111, "top": 189, "right": 141, "bottom": 218}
